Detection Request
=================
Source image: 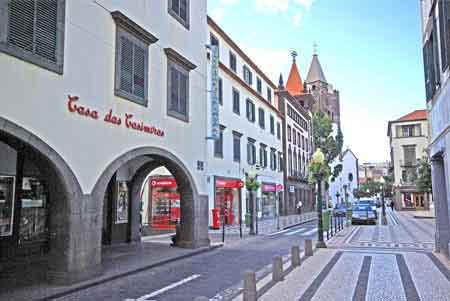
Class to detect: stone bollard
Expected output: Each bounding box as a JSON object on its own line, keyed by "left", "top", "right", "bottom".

{"left": 291, "top": 246, "right": 301, "bottom": 267}
{"left": 194, "top": 297, "right": 209, "bottom": 301}
{"left": 305, "top": 239, "right": 314, "bottom": 257}
{"left": 243, "top": 270, "right": 257, "bottom": 301}
{"left": 272, "top": 256, "right": 284, "bottom": 282}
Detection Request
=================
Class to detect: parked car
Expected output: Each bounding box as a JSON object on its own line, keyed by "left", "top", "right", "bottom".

{"left": 351, "top": 204, "right": 377, "bottom": 225}
{"left": 333, "top": 203, "right": 347, "bottom": 217}
{"left": 357, "top": 198, "right": 378, "bottom": 218}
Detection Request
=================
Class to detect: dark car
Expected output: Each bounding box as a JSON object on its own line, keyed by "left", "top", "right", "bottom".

{"left": 351, "top": 204, "right": 377, "bottom": 225}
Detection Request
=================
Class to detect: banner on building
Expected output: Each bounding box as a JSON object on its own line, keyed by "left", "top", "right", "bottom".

{"left": 210, "top": 45, "right": 220, "bottom": 140}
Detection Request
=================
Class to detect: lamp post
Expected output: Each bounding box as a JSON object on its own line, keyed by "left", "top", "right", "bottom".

{"left": 246, "top": 168, "right": 259, "bottom": 235}
{"left": 310, "top": 149, "right": 327, "bottom": 249}
{"left": 379, "top": 177, "right": 387, "bottom": 225}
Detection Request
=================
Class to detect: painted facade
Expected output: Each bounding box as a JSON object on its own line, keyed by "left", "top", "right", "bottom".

{"left": 419, "top": 0, "right": 450, "bottom": 259}
{"left": 206, "top": 17, "right": 284, "bottom": 227}
{"left": 0, "top": 0, "right": 209, "bottom": 284}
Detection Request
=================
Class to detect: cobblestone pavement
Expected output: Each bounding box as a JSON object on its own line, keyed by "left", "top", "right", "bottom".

{"left": 259, "top": 209, "right": 450, "bottom": 301}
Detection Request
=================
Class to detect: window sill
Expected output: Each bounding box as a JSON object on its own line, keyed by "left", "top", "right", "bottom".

{"left": 0, "top": 43, "right": 63, "bottom": 75}
{"left": 168, "top": 110, "right": 189, "bottom": 123}
{"left": 168, "top": 10, "right": 190, "bottom": 30}
{"left": 115, "top": 90, "right": 148, "bottom": 107}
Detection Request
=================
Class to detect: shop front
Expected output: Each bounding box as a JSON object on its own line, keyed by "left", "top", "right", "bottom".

{"left": 261, "top": 183, "right": 277, "bottom": 219}
{"left": 212, "top": 178, "right": 243, "bottom": 229}
{"left": 147, "top": 177, "right": 180, "bottom": 231}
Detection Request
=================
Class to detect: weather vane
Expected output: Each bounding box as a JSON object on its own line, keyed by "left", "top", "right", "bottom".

{"left": 313, "top": 42, "right": 318, "bottom": 55}
{"left": 291, "top": 50, "right": 298, "bottom": 62}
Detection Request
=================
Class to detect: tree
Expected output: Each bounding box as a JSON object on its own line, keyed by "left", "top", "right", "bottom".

{"left": 312, "top": 112, "right": 344, "bottom": 182}
{"left": 416, "top": 156, "right": 432, "bottom": 193}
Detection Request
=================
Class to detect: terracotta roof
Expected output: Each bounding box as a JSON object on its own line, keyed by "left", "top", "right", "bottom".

{"left": 286, "top": 61, "right": 304, "bottom": 96}
{"left": 396, "top": 110, "right": 427, "bottom": 122}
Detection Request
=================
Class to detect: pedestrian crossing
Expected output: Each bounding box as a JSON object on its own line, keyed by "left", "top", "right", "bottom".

{"left": 268, "top": 227, "right": 319, "bottom": 237}
{"left": 260, "top": 250, "right": 450, "bottom": 301}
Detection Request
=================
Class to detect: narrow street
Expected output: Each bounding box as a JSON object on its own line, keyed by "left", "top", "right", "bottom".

{"left": 54, "top": 221, "right": 321, "bottom": 301}
{"left": 258, "top": 210, "right": 450, "bottom": 301}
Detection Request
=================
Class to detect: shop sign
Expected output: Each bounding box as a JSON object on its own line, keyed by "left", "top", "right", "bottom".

{"left": 67, "top": 95, "right": 165, "bottom": 138}
{"left": 215, "top": 179, "right": 244, "bottom": 189}
{"left": 151, "top": 178, "right": 177, "bottom": 188}
{"left": 289, "top": 186, "right": 295, "bottom": 193}
{"left": 262, "top": 184, "right": 277, "bottom": 193}
{"left": 210, "top": 45, "right": 220, "bottom": 140}
{"left": 276, "top": 184, "right": 284, "bottom": 191}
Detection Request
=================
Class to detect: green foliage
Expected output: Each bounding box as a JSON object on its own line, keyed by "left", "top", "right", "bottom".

{"left": 416, "top": 156, "right": 432, "bottom": 193}
{"left": 353, "top": 179, "right": 383, "bottom": 198}
{"left": 311, "top": 112, "right": 344, "bottom": 184}
{"left": 245, "top": 178, "right": 261, "bottom": 191}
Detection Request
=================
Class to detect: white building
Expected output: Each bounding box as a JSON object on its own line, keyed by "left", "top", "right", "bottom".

{"left": 0, "top": 0, "right": 209, "bottom": 284}
{"left": 329, "top": 149, "right": 359, "bottom": 207}
{"left": 420, "top": 0, "right": 450, "bottom": 260}
{"left": 206, "top": 17, "right": 284, "bottom": 227}
{"left": 387, "top": 110, "right": 429, "bottom": 210}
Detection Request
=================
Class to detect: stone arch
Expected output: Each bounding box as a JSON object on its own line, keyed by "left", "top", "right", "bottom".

{"left": 0, "top": 116, "right": 91, "bottom": 285}
{"left": 92, "top": 147, "right": 209, "bottom": 249}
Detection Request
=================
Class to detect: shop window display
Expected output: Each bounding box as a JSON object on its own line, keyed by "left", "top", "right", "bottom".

{"left": 214, "top": 179, "right": 243, "bottom": 226}
{"left": 0, "top": 176, "right": 15, "bottom": 237}
{"left": 150, "top": 178, "right": 180, "bottom": 230}
{"left": 19, "top": 177, "right": 48, "bottom": 243}
{"left": 261, "top": 183, "right": 277, "bottom": 219}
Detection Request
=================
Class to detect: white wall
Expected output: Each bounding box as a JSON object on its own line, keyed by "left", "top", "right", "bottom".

{"left": 329, "top": 150, "right": 358, "bottom": 206}
{"left": 0, "top": 0, "right": 208, "bottom": 194}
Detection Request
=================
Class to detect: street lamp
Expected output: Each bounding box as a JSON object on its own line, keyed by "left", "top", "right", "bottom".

{"left": 246, "top": 167, "right": 259, "bottom": 235}
{"left": 310, "top": 149, "right": 327, "bottom": 249}
{"left": 379, "top": 177, "right": 387, "bottom": 225}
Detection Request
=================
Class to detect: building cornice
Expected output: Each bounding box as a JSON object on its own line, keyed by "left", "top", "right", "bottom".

{"left": 111, "top": 11, "right": 158, "bottom": 45}
{"left": 219, "top": 62, "right": 283, "bottom": 118}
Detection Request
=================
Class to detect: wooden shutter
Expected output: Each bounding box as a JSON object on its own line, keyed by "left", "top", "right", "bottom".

{"left": 133, "top": 44, "right": 146, "bottom": 98}
{"left": 120, "top": 36, "right": 134, "bottom": 94}
{"left": 247, "top": 143, "right": 251, "bottom": 164}
{"left": 439, "top": 0, "right": 448, "bottom": 71}
{"left": 180, "top": 0, "right": 188, "bottom": 22}
{"left": 171, "top": 0, "right": 180, "bottom": 13}
{"left": 170, "top": 66, "right": 179, "bottom": 111}
{"left": 179, "top": 72, "right": 188, "bottom": 114}
{"left": 251, "top": 102, "right": 255, "bottom": 122}
{"left": 218, "top": 78, "right": 223, "bottom": 105}
{"left": 8, "top": 0, "right": 58, "bottom": 62}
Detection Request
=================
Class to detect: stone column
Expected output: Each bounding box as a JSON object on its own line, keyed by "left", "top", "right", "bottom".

{"left": 431, "top": 157, "right": 450, "bottom": 257}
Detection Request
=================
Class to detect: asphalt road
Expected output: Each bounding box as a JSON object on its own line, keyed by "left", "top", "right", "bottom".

{"left": 55, "top": 220, "right": 321, "bottom": 301}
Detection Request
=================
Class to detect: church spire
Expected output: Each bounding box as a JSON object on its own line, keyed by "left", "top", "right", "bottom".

{"left": 285, "top": 50, "right": 304, "bottom": 96}
{"left": 306, "top": 47, "right": 327, "bottom": 84}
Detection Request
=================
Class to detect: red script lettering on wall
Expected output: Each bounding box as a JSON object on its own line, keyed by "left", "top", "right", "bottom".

{"left": 66, "top": 95, "right": 165, "bottom": 138}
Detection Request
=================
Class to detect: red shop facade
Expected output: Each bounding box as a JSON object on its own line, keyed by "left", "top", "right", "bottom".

{"left": 147, "top": 177, "right": 180, "bottom": 230}
{"left": 212, "top": 177, "right": 244, "bottom": 229}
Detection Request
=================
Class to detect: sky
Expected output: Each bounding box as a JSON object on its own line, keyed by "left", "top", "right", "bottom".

{"left": 208, "top": 0, "right": 426, "bottom": 163}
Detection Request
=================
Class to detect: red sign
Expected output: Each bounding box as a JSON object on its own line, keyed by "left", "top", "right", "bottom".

{"left": 276, "top": 184, "right": 284, "bottom": 191}
{"left": 67, "top": 95, "right": 165, "bottom": 137}
{"left": 215, "top": 179, "right": 244, "bottom": 189}
{"left": 151, "top": 178, "right": 177, "bottom": 188}
{"left": 262, "top": 184, "right": 277, "bottom": 193}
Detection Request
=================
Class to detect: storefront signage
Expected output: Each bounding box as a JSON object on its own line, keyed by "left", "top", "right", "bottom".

{"left": 289, "top": 186, "right": 295, "bottom": 193}
{"left": 210, "top": 45, "right": 220, "bottom": 140}
{"left": 215, "top": 179, "right": 244, "bottom": 189}
{"left": 262, "top": 184, "right": 277, "bottom": 193}
{"left": 67, "top": 95, "right": 165, "bottom": 137}
{"left": 151, "top": 178, "right": 177, "bottom": 188}
{"left": 276, "top": 184, "right": 284, "bottom": 191}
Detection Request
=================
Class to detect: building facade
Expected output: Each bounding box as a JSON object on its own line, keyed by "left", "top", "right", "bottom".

{"left": 0, "top": 0, "right": 210, "bottom": 284}
{"left": 206, "top": 17, "right": 284, "bottom": 227}
{"left": 388, "top": 110, "right": 429, "bottom": 210}
{"left": 358, "top": 161, "right": 390, "bottom": 184}
{"left": 419, "top": 0, "right": 450, "bottom": 259}
{"left": 329, "top": 149, "right": 359, "bottom": 207}
{"left": 277, "top": 57, "right": 314, "bottom": 215}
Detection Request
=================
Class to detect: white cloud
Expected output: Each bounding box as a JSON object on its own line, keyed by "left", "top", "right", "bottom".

{"left": 255, "top": 0, "right": 290, "bottom": 13}
{"left": 293, "top": 0, "right": 315, "bottom": 10}
{"left": 210, "top": 7, "right": 226, "bottom": 23}
{"left": 244, "top": 47, "right": 292, "bottom": 83}
{"left": 220, "top": 0, "right": 239, "bottom": 5}
{"left": 292, "top": 11, "right": 303, "bottom": 27}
